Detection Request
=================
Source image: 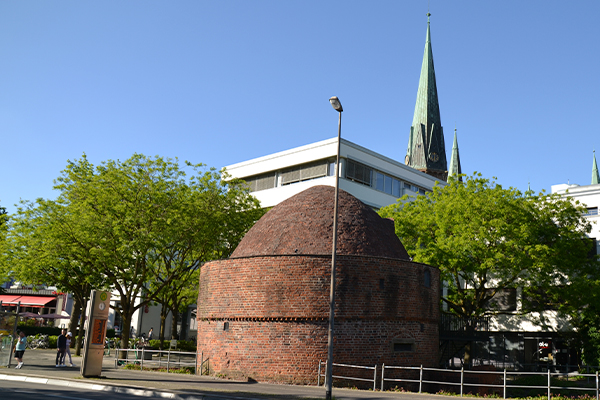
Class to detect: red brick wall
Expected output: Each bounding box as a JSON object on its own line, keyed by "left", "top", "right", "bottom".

{"left": 197, "top": 255, "right": 439, "bottom": 384}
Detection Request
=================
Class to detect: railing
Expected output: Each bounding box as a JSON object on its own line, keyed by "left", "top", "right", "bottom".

{"left": 317, "top": 360, "right": 377, "bottom": 391}
{"left": 114, "top": 347, "right": 208, "bottom": 375}
{"left": 440, "top": 314, "right": 490, "bottom": 333}
{"left": 379, "top": 364, "right": 600, "bottom": 400}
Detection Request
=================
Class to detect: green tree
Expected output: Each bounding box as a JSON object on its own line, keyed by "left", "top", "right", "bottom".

{"left": 0, "top": 201, "right": 8, "bottom": 292}
{"left": 148, "top": 167, "right": 264, "bottom": 345}
{"left": 379, "top": 174, "right": 596, "bottom": 365}
{"left": 51, "top": 154, "right": 263, "bottom": 349}
{"left": 4, "top": 199, "right": 105, "bottom": 354}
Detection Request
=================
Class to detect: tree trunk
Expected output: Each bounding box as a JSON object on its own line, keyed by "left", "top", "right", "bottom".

{"left": 69, "top": 297, "right": 81, "bottom": 335}
{"left": 464, "top": 342, "right": 472, "bottom": 369}
{"left": 170, "top": 308, "right": 179, "bottom": 340}
{"left": 159, "top": 303, "right": 168, "bottom": 350}
{"left": 179, "top": 307, "right": 188, "bottom": 341}
{"left": 118, "top": 301, "right": 136, "bottom": 360}
{"left": 75, "top": 297, "right": 87, "bottom": 356}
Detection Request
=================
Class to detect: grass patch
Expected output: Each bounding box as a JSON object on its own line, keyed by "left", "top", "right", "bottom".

{"left": 122, "top": 363, "right": 195, "bottom": 374}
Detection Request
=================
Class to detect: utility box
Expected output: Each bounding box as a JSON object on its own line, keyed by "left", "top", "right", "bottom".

{"left": 81, "top": 290, "right": 111, "bottom": 377}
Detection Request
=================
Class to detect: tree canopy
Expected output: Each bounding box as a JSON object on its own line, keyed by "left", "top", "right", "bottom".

{"left": 378, "top": 173, "right": 596, "bottom": 320}
{"left": 2, "top": 153, "right": 264, "bottom": 348}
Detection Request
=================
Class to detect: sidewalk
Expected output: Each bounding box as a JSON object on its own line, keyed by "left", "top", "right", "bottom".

{"left": 0, "top": 349, "right": 452, "bottom": 400}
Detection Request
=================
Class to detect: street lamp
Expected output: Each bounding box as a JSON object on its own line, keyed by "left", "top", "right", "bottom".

{"left": 325, "top": 96, "right": 342, "bottom": 400}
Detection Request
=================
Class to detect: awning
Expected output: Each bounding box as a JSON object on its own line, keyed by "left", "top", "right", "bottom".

{"left": 0, "top": 295, "right": 56, "bottom": 308}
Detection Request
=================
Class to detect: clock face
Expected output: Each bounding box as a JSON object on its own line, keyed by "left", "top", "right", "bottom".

{"left": 98, "top": 303, "right": 106, "bottom": 311}
{"left": 405, "top": 155, "right": 410, "bottom": 165}
{"left": 429, "top": 152, "right": 439, "bottom": 162}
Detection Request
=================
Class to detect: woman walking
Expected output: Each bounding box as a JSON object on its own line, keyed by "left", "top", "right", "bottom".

{"left": 65, "top": 332, "right": 74, "bottom": 367}
{"left": 13, "top": 331, "right": 27, "bottom": 369}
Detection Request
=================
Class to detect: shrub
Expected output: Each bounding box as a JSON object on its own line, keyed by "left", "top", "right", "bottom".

{"left": 17, "top": 324, "right": 62, "bottom": 337}
{"left": 145, "top": 339, "right": 196, "bottom": 351}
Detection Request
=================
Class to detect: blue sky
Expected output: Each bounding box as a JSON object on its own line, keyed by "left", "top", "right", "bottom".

{"left": 1, "top": 1, "right": 599, "bottom": 214}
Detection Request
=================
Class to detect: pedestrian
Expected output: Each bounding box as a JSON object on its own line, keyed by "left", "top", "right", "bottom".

{"left": 65, "top": 332, "right": 74, "bottom": 367}
{"left": 148, "top": 327, "right": 153, "bottom": 340}
{"left": 56, "top": 329, "right": 67, "bottom": 367}
{"left": 13, "top": 331, "right": 27, "bottom": 369}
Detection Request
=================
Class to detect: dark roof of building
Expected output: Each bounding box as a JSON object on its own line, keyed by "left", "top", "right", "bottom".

{"left": 231, "top": 185, "right": 410, "bottom": 260}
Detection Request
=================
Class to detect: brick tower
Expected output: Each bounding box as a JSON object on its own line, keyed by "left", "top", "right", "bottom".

{"left": 197, "top": 186, "right": 439, "bottom": 384}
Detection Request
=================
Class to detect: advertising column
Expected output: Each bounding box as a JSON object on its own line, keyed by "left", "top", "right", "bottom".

{"left": 81, "top": 290, "right": 110, "bottom": 377}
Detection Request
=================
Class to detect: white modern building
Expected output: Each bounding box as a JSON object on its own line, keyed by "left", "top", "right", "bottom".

{"left": 551, "top": 183, "right": 600, "bottom": 254}
{"left": 224, "top": 137, "right": 444, "bottom": 210}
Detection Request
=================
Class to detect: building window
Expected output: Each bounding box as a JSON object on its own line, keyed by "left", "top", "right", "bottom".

{"left": 375, "top": 172, "right": 385, "bottom": 191}
{"left": 281, "top": 160, "right": 328, "bottom": 185}
{"left": 585, "top": 207, "right": 598, "bottom": 216}
{"left": 245, "top": 173, "right": 276, "bottom": 192}
{"left": 486, "top": 288, "right": 517, "bottom": 312}
{"left": 392, "top": 179, "right": 401, "bottom": 197}
{"left": 346, "top": 159, "right": 372, "bottom": 186}
{"left": 424, "top": 269, "right": 431, "bottom": 288}
{"left": 328, "top": 161, "right": 336, "bottom": 176}
{"left": 392, "top": 339, "right": 415, "bottom": 352}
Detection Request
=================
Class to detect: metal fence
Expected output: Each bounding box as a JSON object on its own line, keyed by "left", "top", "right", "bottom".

{"left": 317, "top": 360, "right": 377, "bottom": 391}
{"left": 379, "top": 365, "right": 600, "bottom": 399}
{"left": 315, "top": 362, "right": 600, "bottom": 399}
{"left": 113, "top": 347, "right": 209, "bottom": 375}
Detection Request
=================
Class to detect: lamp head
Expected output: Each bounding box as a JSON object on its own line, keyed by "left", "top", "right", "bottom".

{"left": 329, "top": 96, "right": 343, "bottom": 112}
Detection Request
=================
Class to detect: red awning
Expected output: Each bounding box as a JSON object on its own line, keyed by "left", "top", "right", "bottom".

{"left": 0, "top": 295, "right": 56, "bottom": 308}
{"left": 0, "top": 294, "right": 21, "bottom": 304}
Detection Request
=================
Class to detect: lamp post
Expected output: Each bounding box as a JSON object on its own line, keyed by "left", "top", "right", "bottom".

{"left": 325, "top": 96, "right": 342, "bottom": 400}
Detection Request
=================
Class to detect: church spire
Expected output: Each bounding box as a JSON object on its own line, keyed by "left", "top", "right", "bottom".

{"left": 448, "top": 128, "right": 462, "bottom": 181}
{"left": 592, "top": 151, "right": 599, "bottom": 185}
{"left": 405, "top": 13, "right": 447, "bottom": 181}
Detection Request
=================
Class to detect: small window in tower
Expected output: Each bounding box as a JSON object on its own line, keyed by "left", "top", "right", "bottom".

{"left": 392, "top": 338, "right": 415, "bottom": 352}
{"left": 223, "top": 321, "right": 229, "bottom": 331}
{"left": 379, "top": 279, "right": 384, "bottom": 290}
{"left": 424, "top": 269, "right": 431, "bottom": 288}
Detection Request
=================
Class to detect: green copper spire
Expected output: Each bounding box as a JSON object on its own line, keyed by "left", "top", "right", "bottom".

{"left": 448, "top": 128, "right": 462, "bottom": 181}
{"left": 592, "top": 151, "right": 599, "bottom": 185}
{"left": 405, "top": 13, "right": 447, "bottom": 181}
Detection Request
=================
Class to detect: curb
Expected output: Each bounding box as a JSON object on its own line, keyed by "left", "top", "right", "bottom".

{"left": 0, "top": 372, "right": 301, "bottom": 400}
{"left": 0, "top": 373, "right": 205, "bottom": 399}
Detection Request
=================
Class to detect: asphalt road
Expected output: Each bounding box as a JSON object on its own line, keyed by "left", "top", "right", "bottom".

{"left": 0, "top": 349, "right": 455, "bottom": 400}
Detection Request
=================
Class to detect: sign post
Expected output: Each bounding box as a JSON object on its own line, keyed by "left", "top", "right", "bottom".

{"left": 81, "top": 290, "right": 110, "bottom": 377}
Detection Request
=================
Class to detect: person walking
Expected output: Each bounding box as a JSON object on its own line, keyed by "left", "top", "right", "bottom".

{"left": 65, "top": 332, "right": 74, "bottom": 367}
{"left": 56, "top": 329, "right": 67, "bottom": 367}
{"left": 148, "top": 327, "right": 153, "bottom": 341}
{"left": 13, "top": 331, "right": 27, "bottom": 369}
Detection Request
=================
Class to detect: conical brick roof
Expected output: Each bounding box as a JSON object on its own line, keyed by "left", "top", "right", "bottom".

{"left": 231, "top": 185, "right": 409, "bottom": 259}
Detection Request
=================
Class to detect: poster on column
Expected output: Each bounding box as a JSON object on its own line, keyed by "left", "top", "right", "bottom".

{"left": 81, "top": 290, "right": 110, "bottom": 377}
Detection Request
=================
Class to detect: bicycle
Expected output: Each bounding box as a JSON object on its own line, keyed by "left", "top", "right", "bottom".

{"left": 27, "top": 334, "right": 49, "bottom": 350}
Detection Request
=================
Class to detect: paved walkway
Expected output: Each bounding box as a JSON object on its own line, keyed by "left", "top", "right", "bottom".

{"left": 0, "top": 349, "right": 451, "bottom": 400}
